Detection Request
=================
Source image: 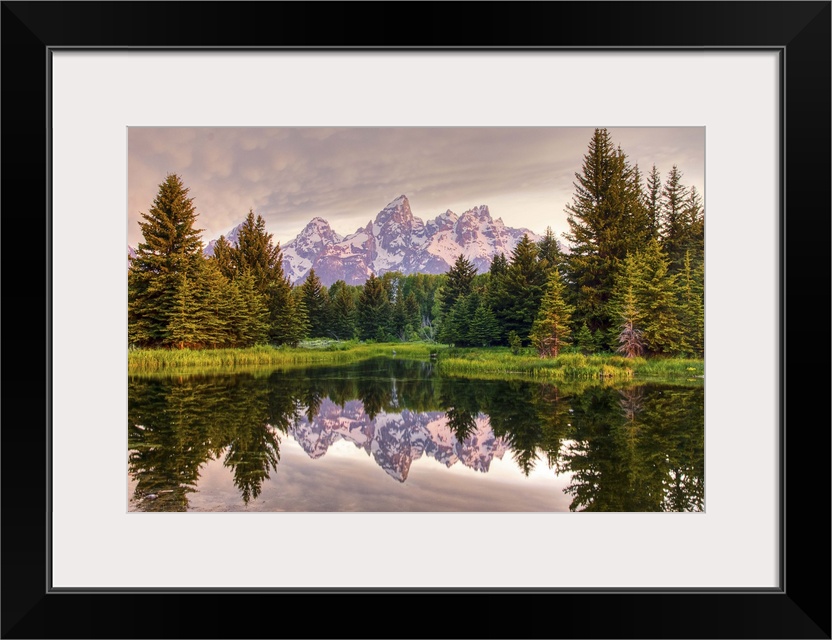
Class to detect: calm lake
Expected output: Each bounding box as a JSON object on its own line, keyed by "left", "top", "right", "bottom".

{"left": 128, "top": 357, "right": 703, "bottom": 512}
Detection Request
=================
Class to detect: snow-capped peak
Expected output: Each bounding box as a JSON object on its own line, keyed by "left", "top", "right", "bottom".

{"left": 374, "top": 195, "right": 414, "bottom": 227}
{"left": 299, "top": 216, "right": 341, "bottom": 240}
{"left": 201, "top": 195, "right": 542, "bottom": 286}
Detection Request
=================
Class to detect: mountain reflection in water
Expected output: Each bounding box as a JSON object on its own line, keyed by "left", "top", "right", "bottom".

{"left": 128, "top": 358, "right": 703, "bottom": 512}
{"left": 292, "top": 400, "right": 507, "bottom": 482}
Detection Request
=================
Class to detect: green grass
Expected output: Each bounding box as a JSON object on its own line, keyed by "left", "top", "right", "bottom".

{"left": 437, "top": 348, "right": 634, "bottom": 381}
{"left": 127, "top": 341, "right": 437, "bottom": 372}
{"left": 435, "top": 347, "right": 703, "bottom": 382}
{"left": 128, "top": 341, "right": 703, "bottom": 383}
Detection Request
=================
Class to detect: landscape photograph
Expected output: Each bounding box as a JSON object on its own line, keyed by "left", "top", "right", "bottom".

{"left": 127, "top": 126, "right": 705, "bottom": 512}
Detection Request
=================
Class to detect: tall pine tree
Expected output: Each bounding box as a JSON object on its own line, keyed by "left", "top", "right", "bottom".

{"left": 128, "top": 174, "right": 205, "bottom": 348}
{"left": 328, "top": 280, "right": 357, "bottom": 340}
{"left": 529, "top": 269, "right": 574, "bottom": 358}
{"left": 536, "top": 226, "right": 563, "bottom": 274}
{"left": 441, "top": 254, "right": 477, "bottom": 317}
{"left": 646, "top": 164, "right": 662, "bottom": 240}
{"left": 683, "top": 185, "right": 705, "bottom": 269}
{"left": 491, "top": 234, "right": 548, "bottom": 344}
{"left": 609, "top": 239, "right": 684, "bottom": 355}
{"left": 210, "top": 235, "right": 236, "bottom": 280}
{"left": 677, "top": 251, "right": 704, "bottom": 357}
{"left": 357, "top": 274, "right": 391, "bottom": 341}
{"left": 563, "top": 129, "right": 647, "bottom": 339}
{"left": 660, "top": 165, "right": 691, "bottom": 272}
{"left": 226, "top": 208, "right": 306, "bottom": 346}
{"left": 300, "top": 269, "right": 328, "bottom": 338}
{"left": 234, "top": 209, "right": 283, "bottom": 295}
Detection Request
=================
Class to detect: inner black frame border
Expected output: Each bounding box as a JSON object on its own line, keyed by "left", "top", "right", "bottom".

{"left": 2, "top": 2, "right": 829, "bottom": 638}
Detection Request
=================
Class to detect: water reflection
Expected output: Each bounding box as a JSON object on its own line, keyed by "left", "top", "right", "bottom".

{"left": 128, "top": 358, "right": 703, "bottom": 512}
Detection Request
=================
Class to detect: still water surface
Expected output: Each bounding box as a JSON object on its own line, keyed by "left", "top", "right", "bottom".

{"left": 128, "top": 358, "right": 703, "bottom": 512}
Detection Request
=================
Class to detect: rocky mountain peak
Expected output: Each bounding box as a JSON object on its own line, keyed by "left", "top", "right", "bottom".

{"left": 374, "top": 194, "right": 414, "bottom": 227}
{"left": 202, "top": 195, "right": 542, "bottom": 286}
{"left": 298, "top": 216, "right": 341, "bottom": 243}
{"left": 465, "top": 204, "right": 492, "bottom": 220}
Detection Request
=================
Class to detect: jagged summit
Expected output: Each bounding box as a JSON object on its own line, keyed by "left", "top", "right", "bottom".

{"left": 202, "top": 195, "right": 542, "bottom": 286}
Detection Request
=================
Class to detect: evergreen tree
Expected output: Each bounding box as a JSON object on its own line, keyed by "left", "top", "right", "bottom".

{"left": 678, "top": 251, "right": 705, "bottom": 357}
{"left": 573, "top": 321, "right": 598, "bottom": 354}
{"left": 468, "top": 303, "right": 500, "bottom": 347}
{"left": 328, "top": 280, "right": 357, "bottom": 340}
{"left": 607, "top": 251, "right": 645, "bottom": 333}
{"left": 683, "top": 185, "right": 705, "bottom": 269}
{"left": 508, "top": 330, "right": 522, "bottom": 355}
{"left": 233, "top": 209, "right": 283, "bottom": 294}
{"left": 487, "top": 251, "right": 509, "bottom": 328}
{"left": 357, "top": 274, "right": 391, "bottom": 341}
{"left": 128, "top": 173, "right": 205, "bottom": 348}
{"left": 166, "top": 268, "right": 204, "bottom": 349}
{"left": 300, "top": 269, "right": 328, "bottom": 338}
{"left": 529, "top": 269, "right": 574, "bottom": 357}
{"left": 609, "top": 239, "right": 684, "bottom": 355}
{"left": 231, "top": 270, "right": 270, "bottom": 347}
{"left": 563, "top": 129, "right": 646, "bottom": 337}
{"left": 437, "top": 296, "right": 465, "bottom": 345}
{"left": 199, "top": 259, "right": 234, "bottom": 348}
{"left": 615, "top": 286, "right": 645, "bottom": 358}
{"left": 491, "top": 234, "right": 548, "bottom": 343}
{"left": 268, "top": 275, "right": 306, "bottom": 346}
{"left": 489, "top": 252, "right": 509, "bottom": 278}
{"left": 646, "top": 164, "right": 662, "bottom": 240}
{"left": 441, "top": 254, "right": 477, "bottom": 316}
{"left": 660, "top": 165, "right": 690, "bottom": 272}
{"left": 438, "top": 291, "right": 496, "bottom": 347}
{"left": 207, "top": 232, "right": 272, "bottom": 348}
{"left": 625, "top": 163, "right": 653, "bottom": 250}
{"left": 210, "top": 235, "right": 236, "bottom": 280}
{"left": 228, "top": 208, "right": 305, "bottom": 345}
{"left": 536, "top": 226, "right": 563, "bottom": 274}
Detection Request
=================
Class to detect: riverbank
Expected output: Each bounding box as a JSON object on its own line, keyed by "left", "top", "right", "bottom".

{"left": 438, "top": 347, "right": 702, "bottom": 381}
{"left": 127, "top": 341, "right": 433, "bottom": 372}
{"left": 128, "top": 341, "right": 703, "bottom": 381}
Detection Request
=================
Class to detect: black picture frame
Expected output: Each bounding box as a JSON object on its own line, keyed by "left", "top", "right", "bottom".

{"left": 2, "top": 2, "right": 829, "bottom": 638}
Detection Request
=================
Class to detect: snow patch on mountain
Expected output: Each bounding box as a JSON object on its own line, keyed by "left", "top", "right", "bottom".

{"left": 203, "top": 195, "right": 542, "bottom": 286}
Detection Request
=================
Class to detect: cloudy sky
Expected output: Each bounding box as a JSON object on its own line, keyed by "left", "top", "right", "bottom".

{"left": 128, "top": 127, "right": 704, "bottom": 248}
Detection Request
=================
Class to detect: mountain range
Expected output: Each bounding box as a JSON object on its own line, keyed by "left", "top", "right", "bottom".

{"left": 288, "top": 398, "right": 510, "bottom": 482}
{"left": 205, "top": 195, "right": 541, "bottom": 286}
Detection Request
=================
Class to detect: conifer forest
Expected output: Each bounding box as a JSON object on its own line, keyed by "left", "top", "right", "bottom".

{"left": 128, "top": 128, "right": 704, "bottom": 360}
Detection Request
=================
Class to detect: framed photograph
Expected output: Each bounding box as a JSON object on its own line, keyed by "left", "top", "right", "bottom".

{"left": 3, "top": 2, "right": 829, "bottom": 638}
{"left": 124, "top": 124, "right": 707, "bottom": 516}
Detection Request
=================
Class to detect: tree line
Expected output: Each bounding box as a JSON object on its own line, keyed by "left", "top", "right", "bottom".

{"left": 421, "top": 127, "right": 703, "bottom": 357}
{"left": 128, "top": 128, "right": 703, "bottom": 357}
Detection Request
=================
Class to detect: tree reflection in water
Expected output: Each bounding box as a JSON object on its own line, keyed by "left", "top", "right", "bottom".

{"left": 128, "top": 358, "right": 703, "bottom": 512}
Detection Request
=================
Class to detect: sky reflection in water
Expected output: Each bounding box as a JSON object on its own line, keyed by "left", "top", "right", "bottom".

{"left": 128, "top": 359, "right": 703, "bottom": 512}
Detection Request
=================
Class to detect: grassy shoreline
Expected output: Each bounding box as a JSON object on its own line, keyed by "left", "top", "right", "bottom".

{"left": 129, "top": 341, "right": 703, "bottom": 381}
{"left": 127, "top": 341, "right": 433, "bottom": 371}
